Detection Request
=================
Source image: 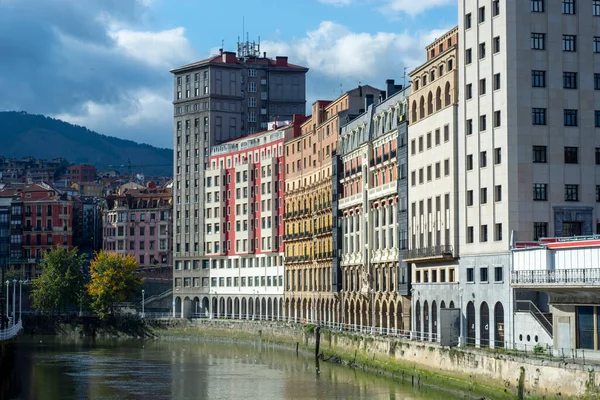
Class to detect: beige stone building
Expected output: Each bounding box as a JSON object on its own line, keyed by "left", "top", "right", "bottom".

{"left": 407, "top": 27, "right": 461, "bottom": 340}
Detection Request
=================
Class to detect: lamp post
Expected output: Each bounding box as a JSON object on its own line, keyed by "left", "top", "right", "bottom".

{"left": 410, "top": 287, "right": 415, "bottom": 339}
{"left": 458, "top": 287, "right": 464, "bottom": 347}
{"left": 12, "top": 279, "right": 16, "bottom": 326}
{"left": 5, "top": 280, "right": 9, "bottom": 319}
{"left": 18, "top": 280, "right": 23, "bottom": 324}
{"left": 371, "top": 289, "right": 375, "bottom": 335}
{"left": 142, "top": 289, "right": 145, "bottom": 319}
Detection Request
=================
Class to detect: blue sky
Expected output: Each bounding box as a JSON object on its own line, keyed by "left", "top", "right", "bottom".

{"left": 0, "top": 0, "right": 457, "bottom": 149}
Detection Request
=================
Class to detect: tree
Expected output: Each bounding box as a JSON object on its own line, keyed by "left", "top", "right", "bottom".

{"left": 30, "top": 247, "right": 86, "bottom": 315}
{"left": 87, "top": 251, "right": 142, "bottom": 319}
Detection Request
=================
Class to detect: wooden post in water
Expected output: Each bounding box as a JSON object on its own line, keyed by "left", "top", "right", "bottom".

{"left": 314, "top": 326, "right": 321, "bottom": 360}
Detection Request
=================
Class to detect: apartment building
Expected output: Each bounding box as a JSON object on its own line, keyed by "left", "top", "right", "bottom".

{"left": 407, "top": 27, "right": 461, "bottom": 341}
{"left": 336, "top": 81, "right": 410, "bottom": 332}
{"left": 177, "top": 123, "right": 298, "bottom": 319}
{"left": 284, "top": 85, "right": 382, "bottom": 324}
{"left": 171, "top": 44, "right": 308, "bottom": 315}
{"left": 454, "top": 0, "right": 600, "bottom": 348}
{"left": 103, "top": 186, "right": 172, "bottom": 279}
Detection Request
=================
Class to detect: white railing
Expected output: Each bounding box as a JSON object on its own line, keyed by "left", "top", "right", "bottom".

{"left": 339, "top": 193, "right": 362, "bottom": 209}
{"left": 367, "top": 181, "right": 396, "bottom": 201}
{"left": 0, "top": 320, "right": 23, "bottom": 342}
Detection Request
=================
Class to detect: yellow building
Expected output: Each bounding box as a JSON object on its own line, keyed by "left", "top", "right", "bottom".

{"left": 283, "top": 85, "right": 382, "bottom": 324}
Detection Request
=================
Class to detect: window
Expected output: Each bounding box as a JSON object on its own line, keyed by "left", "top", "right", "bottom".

{"left": 532, "top": 70, "right": 546, "bottom": 87}
{"left": 533, "top": 183, "right": 548, "bottom": 201}
{"left": 596, "top": 74, "right": 600, "bottom": 90}
{"left": 480, "top": 114, "right": 487, "bottom": 131}
{"left": 595, "top": 111, "right": 600, "bottom": 128}
{"left": 534, "top": 222, "right": 548, "bottom": 240}
{"left": 479, "top": 6, "right": 485, "bottom": 23}
{"left": 435, "top": 129, "right": 440, "bottom": 145}
{"left": 565, "top": 184, "right": 579, "bottom": 201}
{"left": 444, "top": 125, "right": 449, "bottom": 141}
{"left": 563, "top": 72, "right": 577, "bottom": 89}
{"left": 427, "top": 132, "right": 432, "bottom": 148}
{"left": 480, "top": 225, "right": 488, "bottom": 242}
{"left": 597, "top": 185, "right": 600, "bottom": 202}
{"left": 594, "top": 0, "right": 600, "bottom": 16}
{"left": 248, "top": 82, "right": 257, "bottom": 92}
{"left": 494, "top": 266, "right": 503, "bottom": 282}
{"left": 480, "top": 188, "right": 488, "bottom": 204}
{"left": 494, "top": 110, "right": 501, "bottom": 127}
{"left": 466, "top": 48, "right": 472, "bottom": 64}
{"left": 531, "top": 0, "right": 544, "bottom": 12}
{"left": 563, "top": 35, "right": 576, "bottom": 52}
{"left": 495, "top": 223, "right": 503, "bottom": 241}
{"left": 466, "top": 119, "right": 473, "bottom": 135}
{"left": 480, "top": 267, "right": 489, "bottom": 282}
{"left": 466, "top": 83, "right": 473, "bottom": 99}
{"left": 480, "top": 151, "right": 487, "bottom": 168}
{"left": 465, "top": 13, "right": 472, "bottom": 29}
{"left": 495, "top": 185, "right": 502, "bottom": 202}
{"left": 493, "top": 36, "right": 500, "bottom": 53}
{"left": 564, "top": 109, "right": 578, "bottom": 126}
{"left": 479, "top": 79, "right": 486, "bottom": 95}
{"left": 595, "top": 37, "right": 600, "bottom": 53}
{"left": 467, "top": 226, "right": 474, "bottom": 243}
{"left": 533, "top": 146, "right": 547, "bottom": 163}
{"left": 494, "top": 147, "right": 502, "bottom": 164}
{"left": 467, "top": 190, "right": 474, "bottom": 206}
{"left": 564, "top": 146, "right": 578, "bottom": 163}
{"left": 419, "top": 136, "right": 423, "bottom": 152}
{"left": 444, "top": 159, "right": 450, "bottom": 176}
{"left": 479, "top": 42, "right": 486, "bottom": 59}
{"left": 467, "top": 268, "right": 474, "bottom": 282}
{"left": 493, "top": 73, "right": 501, "bottom": 90}
{"left": 466, "top": 154, "right": 473, "bottom": 170}
{"left": 562, "top": 0, "right": 575, "bottom": 14}
{"left": 532, "top": 108, "right": 546, "bottom": 125}
{"left": 493, "top": 0, "right": 500, "bottom": 16}
{"left": 531, "top": 33, "right": 545, "bottom": 50}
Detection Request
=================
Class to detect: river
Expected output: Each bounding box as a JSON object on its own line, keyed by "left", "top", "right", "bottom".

{"left": 6, "top": 336, "right": 463, "bottom": 400}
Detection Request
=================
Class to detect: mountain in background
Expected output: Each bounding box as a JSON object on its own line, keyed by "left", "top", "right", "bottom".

{"left": 0, "top": 111, "right": 173, "bottom": 177}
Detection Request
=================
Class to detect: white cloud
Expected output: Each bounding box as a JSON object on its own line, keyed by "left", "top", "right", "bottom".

{"left": 109, "top": 27, "right": 197, "bottom": 69}
{"left": 263, "top": 21, "right": 449, "bottom": 80}
{"left": 379, "top": 0, "right": 455, "bottom": 17}
{"left": 318, "top": 0, "right": 353, "bottom": 6}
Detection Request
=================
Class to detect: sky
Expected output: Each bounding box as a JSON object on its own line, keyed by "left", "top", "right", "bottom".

{"left": 0, "top": 0, "right": 458, "bottom": 149}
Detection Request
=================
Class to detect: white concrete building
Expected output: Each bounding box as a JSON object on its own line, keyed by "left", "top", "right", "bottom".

{"left": 457, "top": 0, "right": 600, "bottom": 348}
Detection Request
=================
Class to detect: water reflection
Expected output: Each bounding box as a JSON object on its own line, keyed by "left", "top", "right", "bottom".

{"left": 10, "top": 337, "right": 458, "bottom": 400}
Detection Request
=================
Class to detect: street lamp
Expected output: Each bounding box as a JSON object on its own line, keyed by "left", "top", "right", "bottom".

{"left": 5, "top": 280, "right": 9, "bottom": 319}
{"left": 370, "top": 289, "right": 375, "bottom": 335}
{"left": 18, "top": 280, "right": 23, "bottom": 324}
{"left": 142, "top": 289, "right": 145, "bottom": 319}
{"left": 458, "top": 287, "right": 464, "bottom": 347}
{"left": 12, "top": 279, "right": 16, "bottom": 326}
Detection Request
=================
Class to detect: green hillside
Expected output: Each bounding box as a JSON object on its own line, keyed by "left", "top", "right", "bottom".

{"left": 0, "top": 111, "right": 173, "bottom": 176}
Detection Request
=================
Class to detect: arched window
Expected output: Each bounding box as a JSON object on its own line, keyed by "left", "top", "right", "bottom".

{"left": 439, "top": 64, "right": 444, "bottom": 76}
{"left": 419, "top": 96, "right": 425, "bottom": 119}
{"left": 430, "top": 70, "right": 435, "bottom": 82}
{"left": 411, "top": 100, "right": 418, "bottom": 122}
{"left": 435, "top": 86, "right": 442, "bottom": 111}
{"left": 444, "top": 82, "right": 451, "bottom": 107}
{"left": 427, "top": 91, "right": 433, "bottom": 115}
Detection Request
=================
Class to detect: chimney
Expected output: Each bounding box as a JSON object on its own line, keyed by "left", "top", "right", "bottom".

{"left": 379, "top": 91, "right": 386, "bottom": 103}
{"left": 263, "top": 51, "right": 267, "bottom": 58}
{"left": 386, "top": 79, "right": 397, "bottom": 97}
{"left": 219, "top": 48, "right": 223, "bottom": 55}
{"left": 222, "top": 51, "right": 237, "bottom": 64}
{"left": 365, "top": 94, "right": 374, "bottom": 110}
{"left": 275, "top": 56, "right": 288, "bottom": 67}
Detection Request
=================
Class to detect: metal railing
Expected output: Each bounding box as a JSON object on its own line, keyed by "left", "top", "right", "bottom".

{"left": 405, "top": 245, "right": 453, "bottom": 260}
{"left": 0, "top": 320, "right": 23, "bottom": 342}
{"left": 515, "top": 300, "right": 553, "bottom": 338}
{"left": 511, "top": 268, "right": 600, "bottom": 285}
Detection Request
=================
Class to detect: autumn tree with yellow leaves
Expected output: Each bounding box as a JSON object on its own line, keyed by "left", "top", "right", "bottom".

{"left": 87, "top": 251, "right": 142, "bottom": 319}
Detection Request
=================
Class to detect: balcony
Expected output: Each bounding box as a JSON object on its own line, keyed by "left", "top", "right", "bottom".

{"left": 511, "top": 268, "right": 600, "bottom": 289}
{"left": 404, "top": 245, "right": 454, "bottom": 262}
{"left": 339, "top": 193, "right": 362, "bottom": 209}
{"left": 367, "top": 181, "right": 396, "bottom": 201}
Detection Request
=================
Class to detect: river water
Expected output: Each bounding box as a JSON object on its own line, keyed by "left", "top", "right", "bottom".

{"left": 7, "top": 337, "right": 463, "bottom": 400}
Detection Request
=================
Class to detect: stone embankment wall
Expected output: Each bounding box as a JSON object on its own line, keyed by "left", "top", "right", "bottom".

{"left": 160, "top": 319, "right": 600, "bottom": 399}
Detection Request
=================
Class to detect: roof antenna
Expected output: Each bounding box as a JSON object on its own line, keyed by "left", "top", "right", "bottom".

{"left": 403, "top": 66, "right": 409, "bottom": 88}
